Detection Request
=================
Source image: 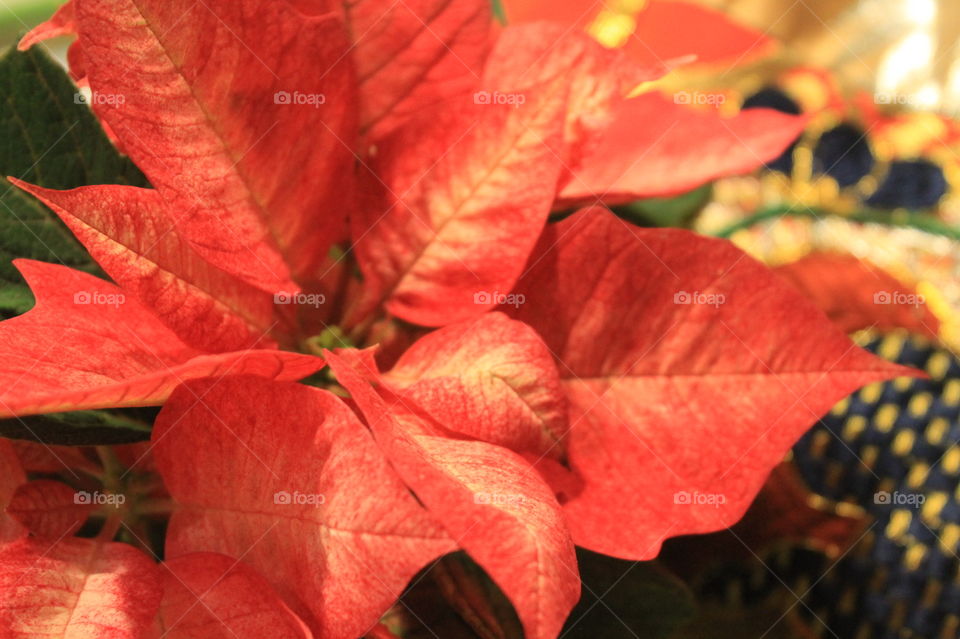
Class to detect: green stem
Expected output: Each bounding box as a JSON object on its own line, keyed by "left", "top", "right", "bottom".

{"left": 95, "top": 446, "right": 123, "bottom": 491}
{"left": 713, "top": 205, "right": 960, "bottom": 241}
{"left": 490, "top": 0, "right": 507, "bottom": 25}
{"left": 96, "top": 510, "right": 123, "bottom": 542}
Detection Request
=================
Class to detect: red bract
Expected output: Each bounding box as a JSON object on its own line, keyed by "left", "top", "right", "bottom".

{"left": 347, "top": 0, "right": 492, "bottom": 138}
{"left": 504, "top": 209, "right": 918, "bottom": 558}
{"left": 325, "top": 348, "right": 579, "bottom": 639}
{"left": 557, "top": 93, "right": 807, "bottom": 205}
{"left": 157, "top": 553, "right": 314, "bottom": 639}
{"left": 774, "top": 252, "right": 940, "bottom": 338}
{"left": 0, "top": 441, "right": 26, "bottom": 543}
{"left": 0, "top": 537, "right": 163, "bottom": 638}
{"left": 385, "top": 312, "right": 567, "bottom": 458}
{"left": 6, "top": 479, "right": 92, "bottom": 539}
{"left": 347, "top": 23, "right": 648, "bottom": 327}
{"left": 0, "top": 260, "right": 322, "bottom": 418}
{"left": 78, "top": 0, "right": 355, "bottom": 290}
{"left": 152, "top": 377, "right": 454, "bottom": 638}
{"left": 1, "top": 0, "right": 913, "bottom": 637}
{"left": 12, "top": 181, "right": 288, "bottom": 352}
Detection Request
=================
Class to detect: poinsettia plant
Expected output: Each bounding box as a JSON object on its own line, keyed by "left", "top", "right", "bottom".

{"left": 0, "top": 0, "right": 919, "bottom": 637}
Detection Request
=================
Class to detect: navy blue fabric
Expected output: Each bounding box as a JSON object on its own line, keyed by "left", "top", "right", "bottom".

{"left": 866, "top": 159, "right": 948, "bottom": 209}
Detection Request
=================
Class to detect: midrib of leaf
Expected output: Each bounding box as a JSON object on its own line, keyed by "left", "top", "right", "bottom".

{"left": 61, "top": 543, "right": 106, "bottom": 636}
{"left": 356, "top": 0, "right": 486, "bottom": 135}
{"left": 355, "top": 0, "right": 455, "bottom": 83}
{"left": 378, "top": 75, "right": 564, "bottom": 306}
{"left": 66, "top": 213, "right": 272, "bottom": 337}
{"left": 487, "top": 370, "right": 563, "bottom": 448}
{"left": 362, "top": 22, "right": 477, "bottom": 135}
{"left": 4, "top": 92, "right": 42, "bottom": 181}
{"left": 128, "top": 0, "right": 294, "bottom": 277}
{"left": 183, "top": 503, "right": 451, "bottom": 540}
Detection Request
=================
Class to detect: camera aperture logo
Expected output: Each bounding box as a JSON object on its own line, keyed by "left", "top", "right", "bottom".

{"left": 873, "top": 290, "right": 924, "bottom": 307}
{"left": 874, "top": 490, "right": 925, "bottom": 507}
{"left": 674, "top": 490, "right": 726, "bottom": 508}
{"left": 473, "top": 90, "right": 526, "bottom": 108}
{"left": 874, "top": 92, "right": 918, "bottom": 106}
{"left": 75, "top": 90, "right": 125, "bottom": 107}
{"left": 274, "top": 490, "right": 326, "bottom": 506}
{"left": 274, "top": 291, "right": 326, "bottom": 308}
{"left": 473, "top": 290, "right": 525, "bottom": 308}
{"left": 674, "top": 91, "right": 726, "bottom": 106}
{"left": 674, "top": 291, "right": 725, "bottom": 307}
{"left": 74, "top": 490, "right": 126, "bottom": 507}
{"left": 274, "top": 91, "right": 326, "bottom": 108}
{"left": 74, "top": 290, "right": 125, "bottom": 308}
{"left": 474, "top": 492, "right": 526, "bottom": 505}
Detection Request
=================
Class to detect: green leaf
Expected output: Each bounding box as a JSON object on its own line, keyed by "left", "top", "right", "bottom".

{"left": 0, "top": 43, "right": 146, "bottom": 188}
{"left": 0, "top": 182, "right": 84, "bottom": 317}
{"left": 614, "top": 183, "right": 713, "bottom": 228}
{"left": 0, "top": 408, "right": 153, "bottom": 445}
{"left": 0, "top": 45, "right": 156, "bottom": 446}
{"left": 713, "top": 203, "right": 960, "bottom": 240}
{"left": 562, "top": 549, "right": 696, "bottom": 639}
{"left": 490, "top": 0, "right": 507, "bottom": 25}
{"left": 0, "top": 43, "right": 146, "bottom": 316}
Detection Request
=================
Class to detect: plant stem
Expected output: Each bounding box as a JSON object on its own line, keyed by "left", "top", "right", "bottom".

{"left": 713, "top": 205, "right": 960, "bottom": 240}
{"left": 97, "top": 511, "right": 122, "bottom": 542}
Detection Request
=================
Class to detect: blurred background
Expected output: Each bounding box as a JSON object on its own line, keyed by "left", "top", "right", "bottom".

{"left": 6, "top": 1, "right": 960, "bottom": 637}
{"left": 0, "top": 0, "right": 61, "bottom": 50}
